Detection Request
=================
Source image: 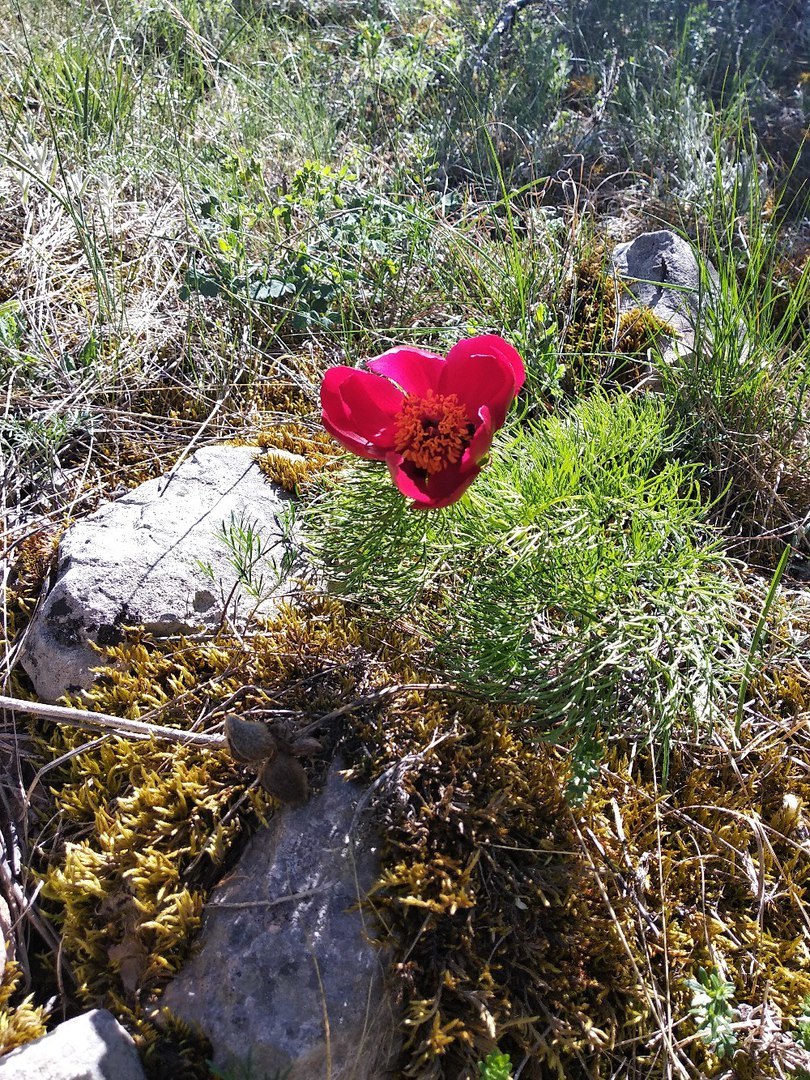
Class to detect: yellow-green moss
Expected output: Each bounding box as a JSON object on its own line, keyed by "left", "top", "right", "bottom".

{"left": 561, "top": 250, "right": 619, "bottom": 363}
{"left": 37, "top": 640, "right": 286, "bottom": 1015}
{"left": 0, "top": 963, "right": 48, "bottom": 1056}
{"left": 616, "top": 305, "right": 677, "bottom": 355}
{"left": 560, "top": 252, "right": 678, "bottom": 387}
{"left": 19, "top": 596, "right": 810, "bottom": 1078}
{"left": 250, "top": 365, "right": 342, "bottom": 492}
{"left": 2, "top": 528, "right": 61, "bottom": 696}
{"left": 29, "top": 601, "right": 368, "bottom": 1054}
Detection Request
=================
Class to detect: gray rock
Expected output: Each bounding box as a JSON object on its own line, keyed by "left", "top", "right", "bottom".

{"left": 162, "top": 761, "right": 400, "bottom": 1080}
{"left": 20, "top": 445, "right": 294, "bottom": 702}
{"left": 0, "top": 1009, "right": 146, "bottom": 1080}
{"left": 610, "top": 229, "right": 725, "bottom": 382}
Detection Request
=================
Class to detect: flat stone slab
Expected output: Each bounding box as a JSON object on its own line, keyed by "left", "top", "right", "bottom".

{"left": 20, "top": 445, "right": 293, "bottom": 702}
{"left": 162, "top": 762, "right": 399, "bottom": 1079}
{"left": 0, "top": 1009, "right": 146, "bottom": 1080}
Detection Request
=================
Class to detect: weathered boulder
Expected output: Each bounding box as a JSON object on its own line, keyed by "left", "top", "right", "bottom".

{"left": 161, "top": 761, "right": 400, "bottom": 1079}
{"left": 610, "top": 229, "right": 723, "bottom": 375}
{"left": 20, "top": 445, "right": 293, "bottom": 702}
{"left": 0, "top": 1009, "right": 146, "bottom": 1080}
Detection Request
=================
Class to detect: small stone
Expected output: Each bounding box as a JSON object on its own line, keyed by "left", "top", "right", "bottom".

{"left": 0, "top": 1009, "right": 146, "bottom": 1080}
{"left": 20, "top": 445, "right": 295, "bottom": 702}
{"left": 611, "top": 229, "right": 719, "bottom": 338}
{"left": 610, "top": 229, "right": 732, "bottom": 384}
{"left": 162, "top": 761, "right": 400, "bottom": 1079}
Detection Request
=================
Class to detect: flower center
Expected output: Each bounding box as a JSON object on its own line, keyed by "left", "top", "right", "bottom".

{"left": 393, "top": 390, "right": 473, "bottom": 474}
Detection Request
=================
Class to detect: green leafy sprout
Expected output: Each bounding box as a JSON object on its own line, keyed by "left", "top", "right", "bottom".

{"left": 686, "top": 966, "right": 738, "bottom": 1059}
{"left": 477, "top": 1049, "right": 513, "bottom": 1079}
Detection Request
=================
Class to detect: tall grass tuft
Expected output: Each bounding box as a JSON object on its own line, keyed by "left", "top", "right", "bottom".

{"left": 659, "top": 130, "right": 810, "bottom": 567}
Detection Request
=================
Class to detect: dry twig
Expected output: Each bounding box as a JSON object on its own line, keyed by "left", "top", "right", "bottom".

{"left": 0, "top": 694, "right": 228, "bottom": 747}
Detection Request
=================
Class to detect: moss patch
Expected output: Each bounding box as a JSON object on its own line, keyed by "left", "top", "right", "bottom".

{"left": 5, "top": 592, "right": 809, "bottom": 1077}
{"left": 0, "top": 963, "right": 48, "bottom": 1056}
{"left": 357, "top": 662, "right": 810, "bottom": 1077}
{"left": 248, "top": 357, "right": 342, "bottom": 492}
{"left": 560, "top": 251, "right": 677, "bottom": 387}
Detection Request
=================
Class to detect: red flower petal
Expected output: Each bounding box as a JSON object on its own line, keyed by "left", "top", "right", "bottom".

{"left": 446, "top": 334, "right": 525, "bottom": 391}
{"left": 385, "top": 453, "right": 482, "bottom": 509}
{"left": 439, "top": 346, "right": 517, "bottom": 430}
{"left": 321, "top": 367, "right": 404, "bottom": 460}
{"left": 463, "top": 406, "right": 495, "bottom": 466}
{"left": 366, "top": 347, "right": 444, "bottom": 396}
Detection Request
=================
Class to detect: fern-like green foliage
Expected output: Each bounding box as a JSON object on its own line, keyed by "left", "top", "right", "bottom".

{"left": 303, "top": 392, "right": 742, "bottom": 780}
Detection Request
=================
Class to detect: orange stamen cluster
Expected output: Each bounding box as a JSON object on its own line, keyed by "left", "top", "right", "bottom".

{"left": 393, "top": 390, "right": 473, "bottom": 474}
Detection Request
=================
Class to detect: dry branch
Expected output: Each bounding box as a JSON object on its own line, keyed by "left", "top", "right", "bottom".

{"left": 0, "top": 694, "right": 228, "bottom": 748}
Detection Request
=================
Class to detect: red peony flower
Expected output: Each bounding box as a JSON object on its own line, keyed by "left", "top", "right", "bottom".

{"left": 320, "top": 335, "right": 525, "bottom": 509}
